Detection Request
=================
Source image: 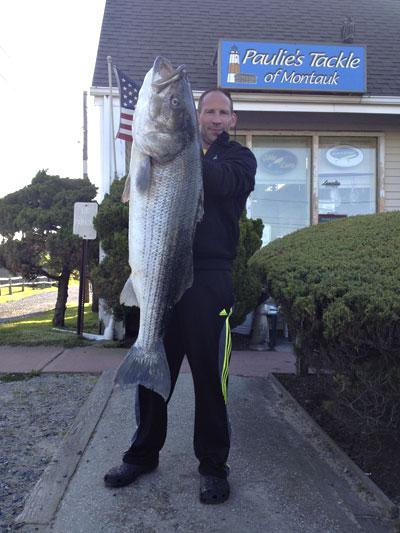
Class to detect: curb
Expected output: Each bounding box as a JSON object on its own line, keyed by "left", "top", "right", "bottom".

{"left": 269, "top": 373, "right": 399, "bottom": 520}
{"left": 15, "top": 368, "right": 116, "bottom": 529}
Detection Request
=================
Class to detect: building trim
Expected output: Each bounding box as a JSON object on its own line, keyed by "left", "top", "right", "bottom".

{"left": 235, "top": 130, "right": 384, "bottom": 137}
{"left": 91, "top": 87, "right": 400, "bottom": 115}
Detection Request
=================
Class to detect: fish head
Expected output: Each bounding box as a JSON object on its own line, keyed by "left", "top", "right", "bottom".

{"left": 133, "top": 57, "right": 198, "bottom": 163}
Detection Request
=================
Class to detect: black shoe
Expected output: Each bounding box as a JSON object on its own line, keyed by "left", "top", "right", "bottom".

{"left": 199, "top": 475, "right": 230, "bottom": 504}
{"left": 104, "top": 462, "right": 158, "bottom": 488}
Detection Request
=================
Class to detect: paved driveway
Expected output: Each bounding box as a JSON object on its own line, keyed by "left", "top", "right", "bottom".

{"left": 0, "top": 286, "right": 79, "bottom": 322}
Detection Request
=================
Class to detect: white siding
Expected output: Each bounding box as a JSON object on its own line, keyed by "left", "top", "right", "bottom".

{"left": 93, "top": 95, "right": 128, "bottom": 202}
{"left": 384, "top": 132, "right": 400, "bottom": 211}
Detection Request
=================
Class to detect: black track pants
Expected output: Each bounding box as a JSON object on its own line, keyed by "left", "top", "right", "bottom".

{"left": 123, "top": 269, "right": 234, "bottom": 479}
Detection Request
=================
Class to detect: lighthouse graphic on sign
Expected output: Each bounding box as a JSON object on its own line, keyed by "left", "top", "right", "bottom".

{"left": 227, "top": 45, "right": 240, "bottom": 82}
{"left": 227, "top": 45, "right": 257, "bottom": 84}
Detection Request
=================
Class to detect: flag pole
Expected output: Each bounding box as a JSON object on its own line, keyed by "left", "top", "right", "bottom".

{"left": 82, "top": 91, "right": 88, "bottom": 178}
{"left": 107, "top": 55, "right": 118, "bottom": 187}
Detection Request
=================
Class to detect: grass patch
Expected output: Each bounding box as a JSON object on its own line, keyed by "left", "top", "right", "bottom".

{"left": 0, "top": 370, "right": 42, "bottom": 382}
{"left": 0, "top": 305, "right": 118, "bottom": 347}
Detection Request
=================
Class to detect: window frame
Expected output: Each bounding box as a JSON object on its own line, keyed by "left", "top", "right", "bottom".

{"left": 235, "top": 130, "right": 384, "bottom": 231}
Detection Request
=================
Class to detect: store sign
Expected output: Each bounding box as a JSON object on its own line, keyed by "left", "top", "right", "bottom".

{"left": 218, "top": 40, "right": 366, "bottom": 93}
{"left": 326, "top": 145, "right": 364, "bottom": 167}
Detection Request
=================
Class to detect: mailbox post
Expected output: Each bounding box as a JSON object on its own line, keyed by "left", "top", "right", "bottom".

{"left": 73, "top": 202, "right": 98, "bottom": 336}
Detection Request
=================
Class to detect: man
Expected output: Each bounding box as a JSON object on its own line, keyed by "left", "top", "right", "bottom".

{"left": 104, "top": 89, "right": 257, "bottom": 504}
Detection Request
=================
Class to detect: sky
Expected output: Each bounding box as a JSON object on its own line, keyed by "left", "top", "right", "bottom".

{"left": 0, "top": 0, "right": 106, "bottom": 199}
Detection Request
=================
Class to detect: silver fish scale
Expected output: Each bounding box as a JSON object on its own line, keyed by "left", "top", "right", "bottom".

{"left": 130, "top": 145, "right": 202, "bottom": 353}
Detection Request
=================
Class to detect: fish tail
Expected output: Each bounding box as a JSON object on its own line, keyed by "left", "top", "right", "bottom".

{"left": 114, "top": 340, "right": 171, "bottom": 401}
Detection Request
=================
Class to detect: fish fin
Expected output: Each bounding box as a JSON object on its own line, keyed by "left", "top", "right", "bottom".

{"left": 114, "top": 340, "right": 171, "bottom": 401}
{"left": 121, "top": 175, "right": 131, "bottom": 203}
{"left": 129, "top": 145, "right": 152, "bottom": 192}
{"left": 135, "top": 154, "right": 152, "bottom": 191}
{"left": 121, "top": 153, "right": 152, "bottom": 201}
{"left": 120, "top": 277, "right": 139, "bottom": 307}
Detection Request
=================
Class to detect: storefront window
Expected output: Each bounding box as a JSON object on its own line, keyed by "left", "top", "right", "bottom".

{"left": 318, "top": 137, "right": 376, "bottom": 221}
{"left": 249, "top": 136, "right": 311, "bottom": 244}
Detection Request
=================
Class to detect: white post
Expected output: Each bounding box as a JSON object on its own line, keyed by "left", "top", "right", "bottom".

{"left": 107, "top": 56, "right": 118, "bottom": 187}
{"left": 98, "top": 58, "right": 119, "bottom": 339}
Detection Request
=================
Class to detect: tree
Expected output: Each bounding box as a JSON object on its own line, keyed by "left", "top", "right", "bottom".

{"left": 0, "top": 170, "right": 97, "bottom": 326}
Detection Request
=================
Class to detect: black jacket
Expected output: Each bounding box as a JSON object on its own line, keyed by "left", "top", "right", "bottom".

{"left": 193, "top": 132, "right": 257, "bottom": 271}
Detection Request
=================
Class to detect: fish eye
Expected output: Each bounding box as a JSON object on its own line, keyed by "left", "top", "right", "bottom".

{"left": 170, "top": 96, "right": 180, "bottom": 107}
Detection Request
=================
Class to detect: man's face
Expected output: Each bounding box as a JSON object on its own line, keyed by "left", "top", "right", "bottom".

{"left": 198, "top": 91, "right": 237, "bottom": 149}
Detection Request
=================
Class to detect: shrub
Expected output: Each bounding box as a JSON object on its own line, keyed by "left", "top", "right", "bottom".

{"left": 91, "top": 177, "right": 130, "bottom": 322}
{"left": 231, "top": 214, "right": 263, "bottom": 327}
{"left": 250, "top": 212, "right": 400, "bottom": 438}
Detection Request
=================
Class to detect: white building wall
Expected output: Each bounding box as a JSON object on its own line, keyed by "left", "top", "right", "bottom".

{"left": 93, "top": 95, "right": 127, "bottom": 201}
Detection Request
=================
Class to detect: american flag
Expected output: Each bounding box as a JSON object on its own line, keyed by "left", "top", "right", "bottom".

{"left": 113, "top": 66, "right": 139, "bottom": 142}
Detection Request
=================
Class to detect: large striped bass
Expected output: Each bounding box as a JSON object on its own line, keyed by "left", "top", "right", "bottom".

{"left": 114, "top": 57, "right": 203, "bottom": 400}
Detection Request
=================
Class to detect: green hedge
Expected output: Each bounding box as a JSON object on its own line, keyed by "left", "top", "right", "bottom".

{"left": 250, "top": 212, "right": 400, "bottom": 435}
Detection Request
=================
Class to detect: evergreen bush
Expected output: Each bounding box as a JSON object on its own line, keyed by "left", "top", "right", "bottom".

{"left": 250, "top": 212, "right": 400, "bottom": 437}
{"left": 231, "top": 214, "right": 263, "bottom": 328}
{"left": 91, "top": 177, "right": 130, "bottom": 322}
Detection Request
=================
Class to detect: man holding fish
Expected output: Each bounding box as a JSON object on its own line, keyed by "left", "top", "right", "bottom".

{"left": 105, "top": 57, "right": 257, "bottom": 504}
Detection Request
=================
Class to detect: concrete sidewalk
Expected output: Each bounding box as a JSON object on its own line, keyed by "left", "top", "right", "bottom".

{"left": 0, "top": 341, "right": 296, "bottom": 375}
{"left": 3, "top": 342, "right": 397, "bottom": 531}
{"left": 16, "top": 370, "right": 395, "bottom": 532}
